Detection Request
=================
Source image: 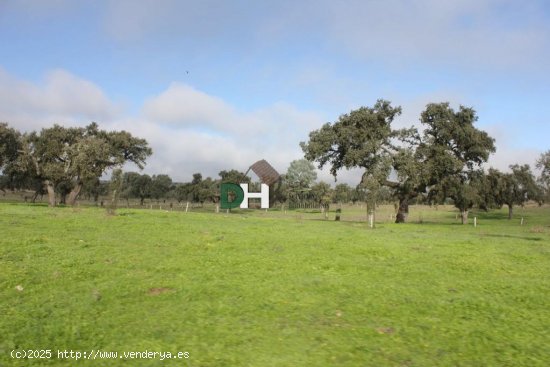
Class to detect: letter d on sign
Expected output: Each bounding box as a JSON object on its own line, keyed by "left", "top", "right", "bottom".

{"left": 220, "top": 183, "right": 244, "bottom": 209}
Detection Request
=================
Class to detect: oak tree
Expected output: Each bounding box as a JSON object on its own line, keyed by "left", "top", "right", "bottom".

{"left": 536, "top": 150, "right": 550, "bottom": 202}
{"left": 16, "top": 123, "right": 151, "bottom": 206}
{"left": 301, "top": 100, "right": 495, "bottom": 223}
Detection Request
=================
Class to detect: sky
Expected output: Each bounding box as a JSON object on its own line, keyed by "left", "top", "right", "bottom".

{"left": 1, "top": 0, "right": 549, "bottom": 184}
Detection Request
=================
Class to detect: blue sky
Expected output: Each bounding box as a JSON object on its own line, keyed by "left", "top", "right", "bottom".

{"left": 1, "top": 0, "right": 549, "bottom": 183}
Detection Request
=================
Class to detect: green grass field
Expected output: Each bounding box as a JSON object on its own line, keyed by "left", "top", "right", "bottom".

{"left": 1, "top": 203, "right": 549, "bottom": 366}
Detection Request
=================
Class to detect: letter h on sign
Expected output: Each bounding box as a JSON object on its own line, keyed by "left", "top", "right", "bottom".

{"left": 220, "top": 183, "right": 269, "bottom": 209}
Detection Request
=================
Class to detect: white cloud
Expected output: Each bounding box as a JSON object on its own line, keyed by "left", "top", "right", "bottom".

{"left": 0, "top": 68, "right": 324, "bottom": 181}
{"left": 143, "top": 83, "right": 235, "bottom": 128}
{"left": 321, "top": 0, "right": 550, "bottom": 71}
{"left": 99, "top": 0, "right": 550, "bottom": 72}
{"left": 106, "top": 82, "right": 325, "bottom": 181}
{"left": 1, "top": 67, "right": 543, "bottom": 184}
{"left": 486, "top": 147, "right": 541, "bottom": 173}
{"left": 0, "top": 67, "right": 118, "bottom": 131}
{"left": 483, "top": 123, "right": 543, "bottom": 173}
{"left": 107, "top": 118, "right": 253, "bottom": 179}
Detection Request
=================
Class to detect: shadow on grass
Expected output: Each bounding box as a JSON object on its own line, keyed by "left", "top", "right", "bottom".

{"left": 473, "top": 211, "right": 525, "bottom": 221}
{"left": 5, "top": 202, "right": 49, "bottom": 207}
{"left": 480, "top": 233, "right": 543, "bottom": 242}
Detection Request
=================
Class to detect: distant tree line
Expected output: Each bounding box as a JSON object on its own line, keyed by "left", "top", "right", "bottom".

{"left": 116, "top": 170, "right": 252, "bottom": 206}
{"left": 105, "top": 165, "right": 378, "bottom": 208}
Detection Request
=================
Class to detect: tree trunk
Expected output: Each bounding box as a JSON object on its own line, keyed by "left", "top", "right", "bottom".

{"left": 460, "top": 210, "right": 469, "bottom": 224}
{"left": 66, "top": 182, "right": 83, "bottom": 206}
{"left": 366, "top": 200, "right": 376, "bottom": 228}
{"left": 45, "top": 181, "right": 56, "bottom": 207}
{"left": 395, "top": 197, "right": 409, "bottom": 223}
{"left": 508, "top": 205, "right": 513, "bottom": 220}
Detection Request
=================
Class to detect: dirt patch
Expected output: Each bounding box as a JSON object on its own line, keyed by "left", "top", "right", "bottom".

{"left": 375, "top": 327, "right": 395, "bottom": 334}
{"left": 148, "top": 287, "right": 174, "bottom": 296}
{"left": 530, "top": 226, "right": 545, "bottom": 233}
{"left": 92, "top": 289, "right": 102, "bottom": 301}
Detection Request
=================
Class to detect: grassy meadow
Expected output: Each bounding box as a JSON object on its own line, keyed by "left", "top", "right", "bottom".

{"left": 1, "top": 202, "right": 549, "bottom": 366}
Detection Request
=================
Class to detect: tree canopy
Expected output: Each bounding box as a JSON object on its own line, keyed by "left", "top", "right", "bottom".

{"left": 4, "top": 122, "right": 152, "bottom": 206}
{"left": 301, "top": 100, "right": 496, "bottom": 223}
{"left": 490, "top": 165, "right": 541, "bottom": 219}
{"left": 0, "top": 123, "right": 21, "bottom": 171}
{"left": 285, "top": 159, "right": 317, "bottom": 189}
{"left": 537, "top": 150, "right": 550, "bottom": 202}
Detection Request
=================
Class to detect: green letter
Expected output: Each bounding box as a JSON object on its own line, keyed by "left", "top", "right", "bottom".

{"left": 220, "top": 183, "right": 244, "bottom": 209}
